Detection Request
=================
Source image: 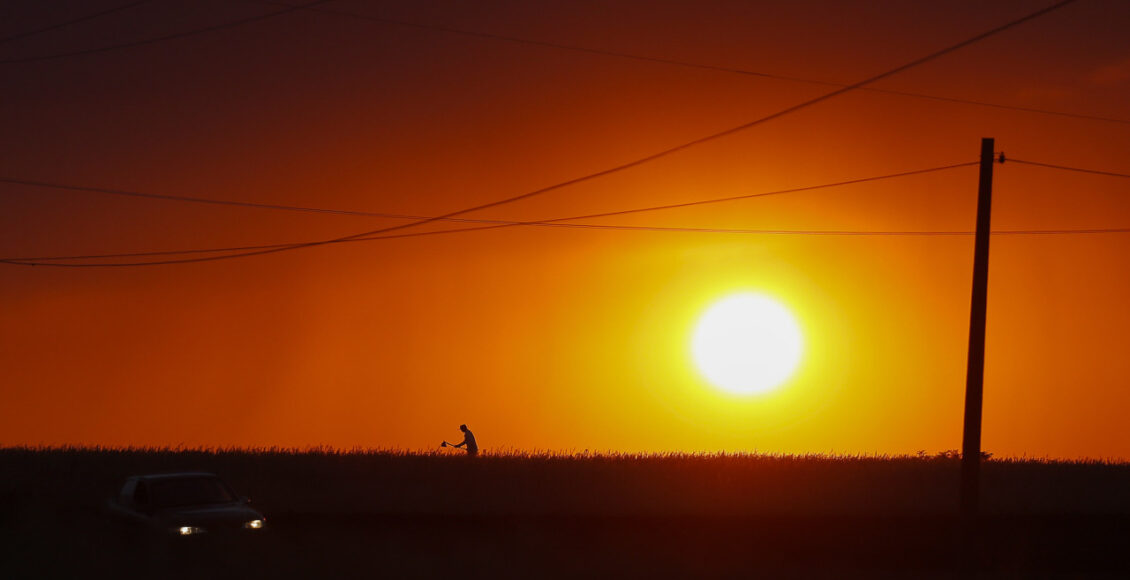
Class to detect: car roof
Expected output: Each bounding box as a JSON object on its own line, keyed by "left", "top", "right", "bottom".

{"left": 131, "top": 472, "right": 220, "bottom": 482}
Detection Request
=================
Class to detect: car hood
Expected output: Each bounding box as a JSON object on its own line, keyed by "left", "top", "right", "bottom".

{"left": 153, "top": 503, "right": 264, "bottom": 527}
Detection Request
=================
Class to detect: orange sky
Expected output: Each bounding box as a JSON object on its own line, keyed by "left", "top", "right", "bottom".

{"left": 1, "top": 0, "right": 1128, "bottom": 458}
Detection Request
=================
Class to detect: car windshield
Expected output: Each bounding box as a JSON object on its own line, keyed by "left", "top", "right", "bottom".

{"left": 149, "top": 477, "right": 235, "bottom": 508}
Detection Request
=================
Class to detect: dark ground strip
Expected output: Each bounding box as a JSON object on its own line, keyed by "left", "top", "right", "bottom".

{"left": 4, "top": 512, "right": 1129, "bottom": 578}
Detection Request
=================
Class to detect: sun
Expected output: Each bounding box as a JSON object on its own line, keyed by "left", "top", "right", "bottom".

{"left": 691, "top": 293, "right": 804, "bottom": 395}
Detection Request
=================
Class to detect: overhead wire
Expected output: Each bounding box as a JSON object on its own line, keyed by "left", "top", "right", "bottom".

{"left": 0, "top": 0, "right": 334, "bottom": 65}
{"left": 0, "top": 161, "right": 978, "bottom": 263}
{"left": 0, "top": 177, "right": 430, "bottom": 220}
{"left": 7, "top": 225, "right": 1130, "bottom": 268}
{"left": 4, "top": 0, "right": 1077, "bottom": 268}
{"left": 255, "top": 0, "right": 1128, "bottom": 126}
{"left": 9, "top": 160, "right": 1130, "bottom": 268}
{"left": 0, "top": 162, "right": 978, "bottom": 224}
{"left": 1008, "top": 159, "right": 1130, "bottom": 179}
{"left": 14, "top": 152, "right": 1125, "bottom": 265}
{"left": 0, "top": 0, "right": 155, "bottom": 46}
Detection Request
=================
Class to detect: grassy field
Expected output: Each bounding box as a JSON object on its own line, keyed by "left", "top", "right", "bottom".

{"left": 3, "top": 447, "right": 1130, "bottom": 577}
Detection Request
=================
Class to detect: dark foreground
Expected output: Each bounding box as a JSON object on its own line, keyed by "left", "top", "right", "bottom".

{"left": 4, "top": 448, "right": 1130, "bottom": 578}
{"left": 5, "top": 511, "right": 1130, "bottom": 578}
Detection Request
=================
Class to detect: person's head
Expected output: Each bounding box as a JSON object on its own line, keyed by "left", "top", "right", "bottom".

{"left": 459, "top": 424, "right": 468, "bottom": 432}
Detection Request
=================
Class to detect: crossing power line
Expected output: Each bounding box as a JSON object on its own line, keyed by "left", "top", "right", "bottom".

{"left": 0, "top": 0, "right": 332, "bottom": 65}
{"left": 0, "top": 162, "right": 978, "bottom": 224}
{"left": 0, "top": 161, "right": 978, "bottom": 263}
{"left": 256, "top": 0, "right": 1126, "bottom": 126}
{"left": 6, "top": 225, "right": 1130, "bottom": 268}
{"left": 1, "top": 0, "right": 1077, "bottom": 268}
{"left": 0, "top": 0, "right": 154, "bottom": 46}
{"left": 6, "top": 158, "right": 1130, "bottom": 268}
{"left": 1009, "top": 159, "right": 1130, "bottom": 179}
{"left": 3, "top": 1, "right": 1117, "bottom": 126}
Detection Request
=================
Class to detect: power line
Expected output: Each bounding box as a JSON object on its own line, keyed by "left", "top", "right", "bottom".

{"left": 9, "top": 1, "right": 1112, "bottom": 126}
{"left": 0, "top": 177, "right": 431, "bottom": 220}
{"left": 16, "top": 152, "right": 1129, "bottom": 267}
{"left": 0, "top": 0, "right": 154, "bottom": 46}
{"left": 866, "top": 90, "right": 1129, "bottom": 126}
{"left": 9, "top": 163, "right": 1130, "bottom": 268}
{"left": 365, "top": 225, "right": 1130, "bottom": 238}
{"left": 1010, "top": 159, "right": 1130, "bottom": 179}
{"left": 257, "top": 0, "right": 1127, "bottom": 126}
{"left": 10, "top": 0, "right": 1074, "bottom": 268}
{"left": 6, "top": 224, "right": 1130, "bottom": 268}
{"left": 0, "top": 161, "right": 978, "bottom": 263}
{"left": 351, "top": 224, "right": 1130, "bottom": 239}
{"left": 0, "top": 0, "right": 333, "bottom": 65}
{"left": 7, "top": 223, "right": 1130, "bottom": 265}
{"left": 0, "top": 161, "right": 977, "bottom": 224}
{"left": 530, "top": 163, "right": 980, "bottom": 223}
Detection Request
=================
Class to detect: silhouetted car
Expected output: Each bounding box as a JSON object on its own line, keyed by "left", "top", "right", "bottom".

{"left": 106, "top": 472, "right": 265, "bottom": 536}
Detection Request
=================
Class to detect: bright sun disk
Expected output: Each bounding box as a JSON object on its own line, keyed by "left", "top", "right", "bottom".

{"left": 691, "top": 293, "right": 803, "bottom": 395}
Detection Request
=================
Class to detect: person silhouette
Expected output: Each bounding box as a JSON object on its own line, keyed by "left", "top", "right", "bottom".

{"left": 451, "top": 424, "right": 478, "bottom": 456}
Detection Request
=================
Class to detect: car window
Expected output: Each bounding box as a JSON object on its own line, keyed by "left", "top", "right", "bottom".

{"left": 133, "top": 482, "right": 149, "bottom": 505}
{"left": 149, "top": 477, "right": 235, "bottom": 508}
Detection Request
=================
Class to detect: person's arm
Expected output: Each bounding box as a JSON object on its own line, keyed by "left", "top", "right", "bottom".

{"left": 453, "top": 436, "right": 467, "bottom": 448}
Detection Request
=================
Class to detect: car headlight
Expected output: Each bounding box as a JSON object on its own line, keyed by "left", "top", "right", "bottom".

{"left": 177, "top": 526, "right": 205, "bottom": 536}
{"left": 243, "top": 519, "right": 264, "bottom": 530}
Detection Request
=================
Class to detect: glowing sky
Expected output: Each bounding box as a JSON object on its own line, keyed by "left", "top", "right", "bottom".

{"left": 2, "top": 0, "right": 1128, "bottom": 457}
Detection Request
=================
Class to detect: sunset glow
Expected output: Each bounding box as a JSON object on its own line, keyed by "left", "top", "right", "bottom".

{"left": 1, "top": 1, "right": 1128, "bottom": 459}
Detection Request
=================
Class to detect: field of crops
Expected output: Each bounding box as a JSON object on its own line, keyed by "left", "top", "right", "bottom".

{"left": 3, "top": 447, "right": 1129, "bottom": 577}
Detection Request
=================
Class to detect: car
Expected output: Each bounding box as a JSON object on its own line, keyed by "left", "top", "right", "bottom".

{"left": 106, "top": 472, "right": 266, "bottom": 537}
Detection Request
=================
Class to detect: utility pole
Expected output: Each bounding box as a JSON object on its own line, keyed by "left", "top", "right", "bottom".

{"left": 960, "top": 137, "right": 996, "bottom": 516}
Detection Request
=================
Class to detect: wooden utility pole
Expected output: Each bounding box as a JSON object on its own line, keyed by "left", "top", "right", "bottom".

{"left": 960, "top": 137, "right": 996, "bottom": 516}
